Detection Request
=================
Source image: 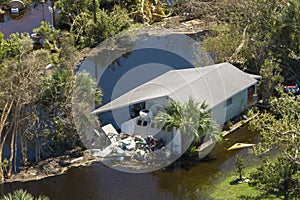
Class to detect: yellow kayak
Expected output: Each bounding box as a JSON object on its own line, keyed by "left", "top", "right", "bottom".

{"left": 227, "top": 143, "right": 255, "bottom": 150}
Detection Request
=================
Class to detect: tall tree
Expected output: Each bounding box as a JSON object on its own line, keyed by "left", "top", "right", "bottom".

{"left": 0, "top": 33, "right": 102, "bottom": 181}
{"left": 249, "top": 92, "right": 300, "bottom": 199}
{"left": 0, "top": 33, "right": 42, "bottom": 182}
{"left": 259, "top": 57, "right": 284, "bottom": 105}
{"left": 56, "top": 0, "right": 130, "bottom": 48}
{"left": 203, "top": 0, "right": 300, "bottom": 79}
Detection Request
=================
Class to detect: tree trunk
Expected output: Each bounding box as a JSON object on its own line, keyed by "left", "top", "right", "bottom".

{"left": 7, "top": 128, "right": 15, "bottom": 178}
{"left": 0, "top": 103, "right": 13, "bottom": 183}
{"left": 93, "top": 0, "right": 97, "bottom": 23}
{"left": 14, "top": 131, "right": 17, "bottom": 173}
{"left": 21, "top": 134, "right": 28, "bottom": 165}
{"left": 35, "top": 142, "right": 39, "bottom": 163}
{"left": 262, "top": 91, "right": 270, "bottom": 105}
{"left": 7, "top": 100, "right": 20, "bottom": 177}
{"left": 0, "top": 149, "right": 3, "bottom": 184}
{"left": 35, "top": 136, "right": 41, "bottom": 163}
{"left": 0, "top": 101, "right": 14, "bottom": 139}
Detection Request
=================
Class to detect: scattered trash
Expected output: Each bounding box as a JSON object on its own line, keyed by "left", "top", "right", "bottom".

{"left": 45, "top": 64, "right": 53, "bottom": 70}
{"left": 242, "top": 115, "right": 248, "bottom": 120}
{"left": 244, "top": 178, "right": 250, "bottom": 183}
{"left": 92, "top": 130, "right": 167, "bottom": 162}
{"left": 284, "top": 84, "right": 299, "bottom": 95}
{"left": 102, "top": 124, "right": 119, "bottom": 143}
{"left": 230, "top": 176, "right": 251, "bottom": 185}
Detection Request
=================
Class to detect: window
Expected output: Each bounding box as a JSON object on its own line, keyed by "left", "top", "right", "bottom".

{"left": 142, "top": 121, "right": 148, "bottom": 126}
{"left": 226, "top": 98, "right": 233, "bottom": 107}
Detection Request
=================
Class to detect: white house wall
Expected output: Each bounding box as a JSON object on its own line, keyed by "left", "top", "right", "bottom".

{"left": 121, "top": 118, "right": 137, "bottom": 135}
{"left": 145, "top": 96, "right": 170, "bottom": 115}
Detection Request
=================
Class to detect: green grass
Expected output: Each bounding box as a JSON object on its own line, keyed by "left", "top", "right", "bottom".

{"left": 210, "top": 168, "right": 282, "bottom": 200}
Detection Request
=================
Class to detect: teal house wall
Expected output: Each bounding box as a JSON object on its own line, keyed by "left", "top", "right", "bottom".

{"left": 224, "top": 89, "right": 248, "bottom": 123}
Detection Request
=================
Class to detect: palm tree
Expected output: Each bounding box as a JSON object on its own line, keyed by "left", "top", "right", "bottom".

{"left": 155, "top": 98, "right": 221, "bottom": 156}
{"left": 1, "top": 189, "right": 49, "bottom": 200}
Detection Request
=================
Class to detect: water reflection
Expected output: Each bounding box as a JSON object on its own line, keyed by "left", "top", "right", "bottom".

{"left": 99, "top": 48, "right": 194, "bottom": 105}
{"left": 0, "top": 1, "right": 54, "bottom": 38}
{"left": 2, "top": 126, "right": 258, "bottom": 200}
{"left": 79, "top": 30, "right": 214, "bottom": 128}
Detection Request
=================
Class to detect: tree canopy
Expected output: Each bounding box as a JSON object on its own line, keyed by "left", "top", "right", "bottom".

{"left": 0, "top": 32, "right": 102, "bottom": 182}
{"left": 203, "top": 0, "right": 300, "bottom": 80}
{"left": 249, "top": 92, "right": 300, "bottom": 199}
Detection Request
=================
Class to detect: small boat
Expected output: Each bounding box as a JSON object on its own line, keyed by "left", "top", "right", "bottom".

{"left": 10, "top": 7, "right": 19, "bottom": 14}
{"left": 227, "top": 143, "right": 255, "bottom": 150}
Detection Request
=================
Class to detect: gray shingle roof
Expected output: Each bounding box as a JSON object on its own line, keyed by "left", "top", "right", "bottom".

{"left": 92, "top": 62, "right": 257, "bottom": 114}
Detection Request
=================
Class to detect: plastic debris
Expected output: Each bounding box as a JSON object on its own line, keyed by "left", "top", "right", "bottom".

{"left": 92, "top": 132, "right": 166, "bottom": 161}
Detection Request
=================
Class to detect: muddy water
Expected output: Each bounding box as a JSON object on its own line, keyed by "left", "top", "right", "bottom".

{"left": 0, "top": 1, "right": 54, "bottom": 38}
{"left": 2, "top": 126, "right": 259, "bottom": 200}
{"left": 0, "top": 5, "right": 260, "bottom": 199}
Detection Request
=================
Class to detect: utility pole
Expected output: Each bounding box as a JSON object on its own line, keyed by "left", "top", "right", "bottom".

{"left": 41, "top": 0, "right": 45, "bottom": 21}
{"left": 51, "top": 0, "right": 56, "bottom": 29}
{"left": 48, "top": 6, "right": 54, "bottom": 31}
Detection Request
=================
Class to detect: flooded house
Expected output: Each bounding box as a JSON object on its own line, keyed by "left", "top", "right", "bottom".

{"left": 92, "top": 62, "right": 259, "bottom": 154}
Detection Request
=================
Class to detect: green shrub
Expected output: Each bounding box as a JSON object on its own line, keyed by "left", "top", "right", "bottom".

{"left": 246, "top": 109, "right": 254, "bottom": 117}
{"left": 0, "top": 189, "right": 49, "bottom": 200}
{"left": 252, "top": 106, "right": 259, "bottom": 113}
{"left": 223, "top": 121, "right": 233, "bottom": 131}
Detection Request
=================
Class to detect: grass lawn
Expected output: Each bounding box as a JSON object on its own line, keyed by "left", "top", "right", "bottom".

{"left": 210, "top": 168, "right": 283, "bottom": 200}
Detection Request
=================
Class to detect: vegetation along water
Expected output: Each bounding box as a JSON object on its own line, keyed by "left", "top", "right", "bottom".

{"left": 0, "top": 0, "right": 299, "bottom": 199}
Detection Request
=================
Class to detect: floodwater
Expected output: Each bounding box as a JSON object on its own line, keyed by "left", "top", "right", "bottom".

{"left": 0, "top": 1, "right": 55, "bottom": 38}
{"left": 78, "top": 32, "right": 214, "bottom": 129}
{"left": 2, "top": 126, "right": 259, "bottom": 200}
{"left": 0, "top": 5, "right": 260, "bottom": 199}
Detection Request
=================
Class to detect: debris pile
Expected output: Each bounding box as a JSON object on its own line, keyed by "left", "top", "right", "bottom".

{"left": 91, "top": 133, "right": 169, "bottom": 161}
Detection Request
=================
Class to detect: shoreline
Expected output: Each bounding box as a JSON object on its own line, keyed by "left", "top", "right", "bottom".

{"left": 221, "top": 113, "right": 259, "bottom": 137}
{"left": 6, "top": 150, "right": 103, "bottom": 183}
{"left": 4, "top": 18, "right": 217, "bottom": 184}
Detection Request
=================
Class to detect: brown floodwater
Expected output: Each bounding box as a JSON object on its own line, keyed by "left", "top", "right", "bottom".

{"left": 0, "top": 4, "right": 260, "bottom": 199}
{"left": 1, "top": 126, "right": 259, "bottom": 200}
{"left": 0, "top": 1, "right": 55, "bottom": 39}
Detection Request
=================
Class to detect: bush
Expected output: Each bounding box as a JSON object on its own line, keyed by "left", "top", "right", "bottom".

{"left": 71, "top": 6, "right": 131, "bottom": 48}
{"left": 246, "top": 109, "right": 254, "bottom": 117}
{"left": 252, "top": 106, "right": 259, "bottom": 113}
{"left": 0, "top": 189, "right": 49, "bottom": 200}
{"left": 223, "top": 121, "right": 233, "bottom": 131}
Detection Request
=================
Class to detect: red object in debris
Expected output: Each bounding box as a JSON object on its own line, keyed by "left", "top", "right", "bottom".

{"left": 284, "top": 86, "right": 296, "bottom": 89}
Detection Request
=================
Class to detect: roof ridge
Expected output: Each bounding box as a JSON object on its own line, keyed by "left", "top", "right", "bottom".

{"left": 164, "top": 63, "right": 227, "bottom": 97}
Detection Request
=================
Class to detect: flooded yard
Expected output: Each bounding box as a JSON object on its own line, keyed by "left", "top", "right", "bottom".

{"left": 2, "top": 126, "right": 259, "bottom": 200}
{"left": 0, "top": 6, "right": 261, "bottom": 199}
{"left": 0, "top": 0, "right": 55, "bottom": 38}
